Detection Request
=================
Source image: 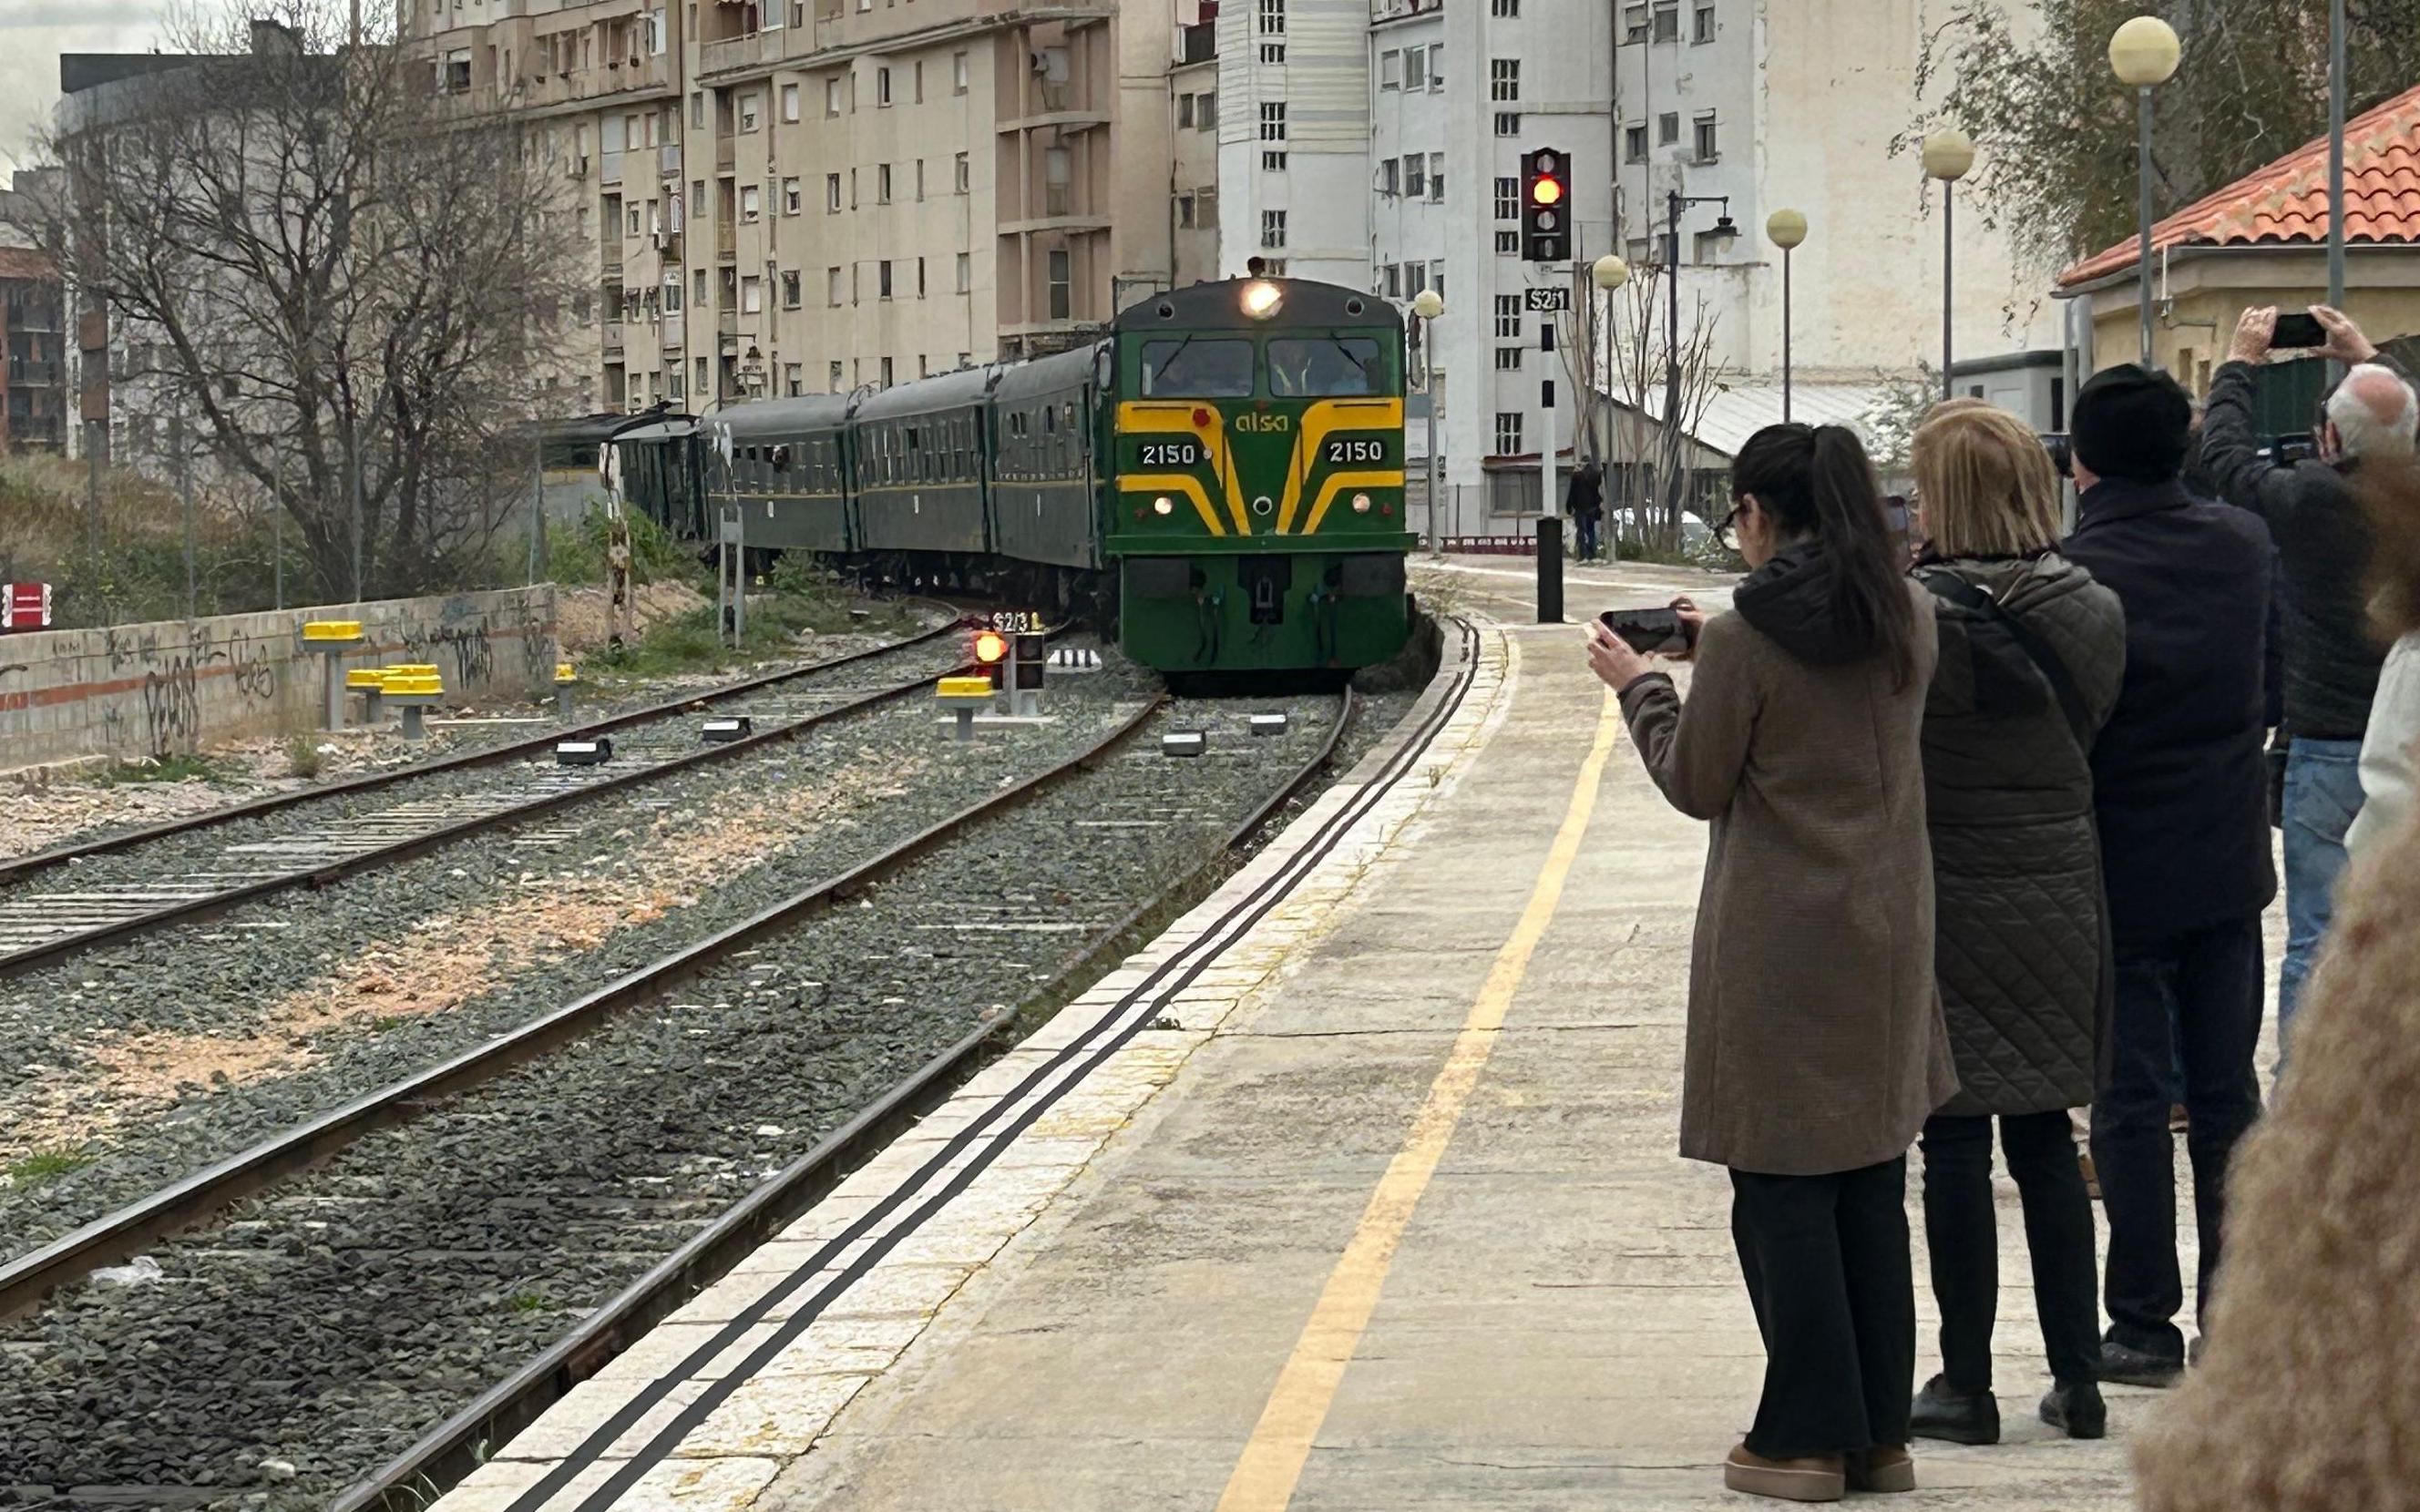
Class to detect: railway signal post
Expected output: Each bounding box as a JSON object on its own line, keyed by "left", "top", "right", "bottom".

{"left": 1522, "top": 148, "right": 1571, "bottom": 625}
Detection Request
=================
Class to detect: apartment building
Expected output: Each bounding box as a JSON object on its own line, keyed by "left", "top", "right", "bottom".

{"left": 1168, "top": 4, "right": 1219, "bottom": 285}
{"left": 0, "top": 173, "right": 67, "bottom": 456}
{"left": 413, "top": 0, "right": 1175, "bottom": 412}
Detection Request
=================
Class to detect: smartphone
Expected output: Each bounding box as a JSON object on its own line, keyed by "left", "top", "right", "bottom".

{"left": 2272, "top": 312, "right": 2327, "bottom": 349}
{"left": 1598, "top": 607, "right": 1696, "bottom": 655}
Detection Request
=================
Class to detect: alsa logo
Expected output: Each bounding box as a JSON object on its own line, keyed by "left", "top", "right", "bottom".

{"left": 1232, "top": 412, "right": 1293, "bottom": 433}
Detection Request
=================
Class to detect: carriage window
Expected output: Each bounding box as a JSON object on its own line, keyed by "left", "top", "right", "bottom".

{"left": 1138, "top": 338, "right": 1255, "bottom": 397}
{"left": 1268, "top": 337, "right": 1385, "bottom": 396}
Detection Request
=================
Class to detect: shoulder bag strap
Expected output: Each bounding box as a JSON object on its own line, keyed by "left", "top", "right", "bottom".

{"left": 1920, "top": 568, "right": 2095, "bottom": 751}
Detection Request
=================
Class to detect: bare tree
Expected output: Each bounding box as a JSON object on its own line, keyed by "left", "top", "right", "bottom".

{"left": 11, "top": 0, "right": 580, "bottom": 600}
{"left": 1591, "top": 256, "right": 1731, "bottom": 555}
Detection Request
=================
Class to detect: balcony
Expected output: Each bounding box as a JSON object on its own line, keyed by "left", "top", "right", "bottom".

{"left": 699, "top": 29, "right": 793, "bottom": 80}
{"left": 716, "top": 223, "right": 737, "bottom": 261}
{"left": 602, "top": 241, "right": 625, "bottom": 278}
{"left": 600, "top": 148, "right": 624, "bottom": 186}
{"left": 661, "top": 312, "right": 684, "bottom": 351}
{"left": 8, "top": 358, "right": 59, "bottom": 386}
{"left": 603, "top": 322, "right": 626, "bottom": 353}
{"left": 716, "top": 134, "right": 736, "bottom": 172}
{"left": 1178, "top": 22, "right": 1216, "bottom": 63}
{"left": 660, "top": 141, "right": 682, "bottom": 178}
{"left": 508, "top": 53, "right": 674, "bottom": 113}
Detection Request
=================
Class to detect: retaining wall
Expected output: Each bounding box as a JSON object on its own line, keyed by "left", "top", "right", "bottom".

{"left": 0, "top": 586, "right": 558, "bottom": 769}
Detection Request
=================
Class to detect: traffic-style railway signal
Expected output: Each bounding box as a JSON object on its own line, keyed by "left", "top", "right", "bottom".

{"left": 1520, "top": 147, "right": 1569, "bottom": 263}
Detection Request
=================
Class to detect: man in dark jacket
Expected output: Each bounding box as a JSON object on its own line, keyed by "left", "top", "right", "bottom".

{"left": 2202, "top": 305, "right": 2416, "bottom": 1055}
{"left": 1566, "top": 462, "right": 1605, "bottom": 561}
{"left": 2062, "top": 363, "right": 2278, "bottom": 1388}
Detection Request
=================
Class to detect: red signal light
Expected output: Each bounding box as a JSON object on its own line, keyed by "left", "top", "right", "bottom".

{"left": 1530, "top": 177, "right": 1564, "bottom": 205}
{"left": 973, "top": 629, "right": 1009, "bottom": 664}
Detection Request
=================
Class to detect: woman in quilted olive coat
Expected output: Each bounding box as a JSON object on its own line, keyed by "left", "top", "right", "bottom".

{"left": 1903, "top": 403, "right": 2127, "bottom": 1448}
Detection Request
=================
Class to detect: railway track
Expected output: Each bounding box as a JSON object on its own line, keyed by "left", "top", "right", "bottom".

{"left": 0, "top": 669, "right": 1400, "bottom": 1510}
{"left": 0, "top": 624, "right": 969, "bottom": 982}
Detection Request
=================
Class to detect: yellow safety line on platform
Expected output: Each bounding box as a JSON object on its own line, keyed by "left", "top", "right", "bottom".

{"left": 1215, "top": 685, "right": 1625, "bottom": 1512}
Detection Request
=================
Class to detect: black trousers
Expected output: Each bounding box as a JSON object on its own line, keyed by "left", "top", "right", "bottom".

{"left": 1916, "top": 1110, "right": 2102, "bottom": 1392}
{"left": 2090, "top": 915, "right": 2265, "bottom": 1359}
{"left": 1729, "top": 1158, "right": 1915, "bottom": 1459}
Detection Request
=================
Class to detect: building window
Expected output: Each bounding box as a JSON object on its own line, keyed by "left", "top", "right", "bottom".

{"left": 1178, "top": 93, "right": 1195, "bottom": 128}
{"left": 784, "top": 176, "right": 802, "bottom": 213}
{"left": 782, "top": 270, "right": 802, "bottom": 307}
{"left": 1261, "top": 209, "right": 1287, "bottom": 249}
{"left": 1496, "top": 228, "right": 1519, "bottom": 253}
{"left": 1257, "top": 0, "right": 1285, "bottom": 32}
{"left": 1495, "top": 413, "right": 1523, "bottom": 455}
{"left": 786, "top": 363, "right": 804, "bottom": 396}
{"left": 1199, "top": 92, "right": 1219, "bottom": 128}
{"left": 1694, "top": 112, "right": 1719, "bottom": 160}
{"left": 828, "top": 266, "right": 845, "bottom": 305}
{"left": 662, "top": 274, "right": 683, "bottom": 312}
{"left": 782, "top": 83, "right": 800, "bottom": 121}
{"left": 739, "top": 92, "right": 760, "bottom": 131}
{"left": 1494, "top": 292, "right": 1522, "bottom": 338}
{"left": 825, "top": 172, "right": 842, "bottom": 211}
{"left": 915, "top": 158, "right": 926, "bottom": 199}
{"left": 1260, "top": 102, "right": 1287, "bottom": 140}
{"left": 1493, "top": 111, "right": 1521, "bottom": 136}
{"left": 1658, "top": 111, "right": 1678, "bottom": 143}
{"left": 1694, "top": 2, "right": 1715, "bottom": 41}
{"left": 1404, "top": 46, "right": 1427, "bottom": 88}
{"left": 1047, "top": 248, "right": 1072, "bottom": 319}
{"left": 825, "top": 77, "right": 842, "bottom": 116}
{"left": 953, "top": 50, "right": 969, "bottom": 93}
{"left": 441, "top": 48, "right": 470, "bottom": 93}
{"left": 1380, "top": 50, "right": 1400, "bottom": 89}
{"left": 1263, "top": 149, "right": 1288, "bottom": 171}
{"left": 1494, "top": 177, "right": 1517, "bottom": 220}
{"left": 877, "top": 163, "right": 893, "bottom": 202}
{"left": 1380, "top": 158, "right": 1400, "bottom": 196}
{"left": 696, "top": 267, "right": 709, "bottom": 304}
{"left": 696, "top": 356, "right": 710, "bottom": 394}
{"left": 1490, "top": 58, "right": 1519, "bottom": 101}
{"left": 877, "top": 66, "right": 892, "bottom": 106}
{"left": 830, "top": 359, "right": 844, "bottom": 390}
{"left": 1623, "top": 2, "right": 1646, "bottom": 41}
{"left": 957, "top": 251, "right": 971, "bottom": 291}
{"left": 1382, "top": 262, "right": 1400, "bottom": 297}
{"left": 1492, "top": 0, "right": 1518, "bottom": 13}
{"left": 1404, "top": 260, "right": 1425, "bottom": 294}
{"left": 1496, "top": 345, "right": 1523, "bottom": 370}
{"left": 1178, "top": 193, "right": 1195, "bottom": 227}
{"left": 1429, "top": 44, "right": 1444, "bottom": 87}
{"left": 955, "top": 151, "right": 970, "bottom": 192}
{"left": 914, "top": 60, "right": 925, "bottom": 101}
{"left": 1625, "top": 123, "right": 1647, "bottom": 161}
{"left": 1653, "top": 0, "right": 1679, "bottom": 41}
{"left": 881, "top": 356, "right": 894, "bottom": 385}
{"left": 878, "top": 260, "right": 894, "bottom": 298}
{"left": 1430, "top": 152, "right": 1445, "bottom": 201}
{"left": 918, "top": 257, "right": 928, "bottom": 297}
{"left": 1261, "top": 42, "right": 1286, "bottom": 62}
{"left": 693, "top": 90, "right": 708, "bottom": 128}
{"left": 1694, "top": 228, "right": 1731, "bottom": 262}
{"left": 741, "top": 274, "right": 763, "bottom": 312}
{"left": 1404, "top": 153, "right": 1426, "bottom": 197}
{"left": 741, "top": 184, "right": 762, "bottom": 221}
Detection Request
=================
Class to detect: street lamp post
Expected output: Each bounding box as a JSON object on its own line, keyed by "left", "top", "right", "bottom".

{"left": 1663, "top": 192, "right": 1736, "bottom": 541}
{"left": 1410, "top": 287, "right": 1443, "bottom": 551}
{"left": 1591, "top": 255, "right": 1629, "bottom": 554}
{"left": 1765, "top": 209, "right": 1808, "bottom": 423}
{"left": 1921, "top": 129, "right": 1975, "bottom": 401}
{"left": 2110, "top": 16, "right": 2181, "bottom": 369}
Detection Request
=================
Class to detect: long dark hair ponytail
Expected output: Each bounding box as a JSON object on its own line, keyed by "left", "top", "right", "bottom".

{"left": 1730, "top": 423, "right": 1918, "bottom": 687}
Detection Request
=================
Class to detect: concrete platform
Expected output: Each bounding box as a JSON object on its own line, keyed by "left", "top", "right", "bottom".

{"left": 436, "top": 601, "right": 2265, "bottom": 1512}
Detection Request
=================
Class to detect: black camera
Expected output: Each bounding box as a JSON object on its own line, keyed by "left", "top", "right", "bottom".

{"left": 2269, "top": 433, "right": 2318, "bottom": 466}
{"left": 2037, "top": 432, "right": 2074, "bottom": 478}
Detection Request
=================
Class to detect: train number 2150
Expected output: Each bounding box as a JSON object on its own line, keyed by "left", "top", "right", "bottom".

{"left": 1322, "top": 438, "right": 1386, "bottom": 465}
{"left": 1137, "top": 440, "right": 1203, "bottom": 467}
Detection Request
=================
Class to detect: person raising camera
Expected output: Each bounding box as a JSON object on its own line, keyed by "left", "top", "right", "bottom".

{"left": 1585, "top": 423, "right": 1953, "bottom": 1502}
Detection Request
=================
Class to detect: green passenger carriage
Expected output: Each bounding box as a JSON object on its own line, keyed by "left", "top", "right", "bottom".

{"left": 615, "top": 275, "right": 1416, "bottom": 676}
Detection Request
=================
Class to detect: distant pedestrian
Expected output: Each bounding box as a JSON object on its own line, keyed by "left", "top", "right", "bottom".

{"left": 2129, "top": 604, "right": 2420, "bottom": 1510}
{"left": 2202, "top": 304, "right": 2414, "bottom": 1058}
{"left": 1586, "top": 423, "right": 1952, "bottom": 1503}
{"left": 1566, "top": 462, "right": 1605, "bottom": 561}
{"left": 2061, "top": 363, "right": 2277, "bottom": 1387}
{"left": 1901, "top": 404, "right": 2126, "bottom": 1447}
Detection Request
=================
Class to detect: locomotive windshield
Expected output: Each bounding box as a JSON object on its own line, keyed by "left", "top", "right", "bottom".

{"left": 1138, "top": 337, "right": 1256, "bottom": 397}
{"left": 1267, "top": 337, "right": 1384, "bottom": 397}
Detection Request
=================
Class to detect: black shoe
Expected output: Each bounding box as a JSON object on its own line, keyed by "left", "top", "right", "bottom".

{"left": 2096, "top": 1339, "right": 2184, "bottom": 1388}
{"left": 2039, "top": 1378, "right": 2107, "bottom": 1439}
{"left": 1909, "top": 1374, "right": 2001, "bottom": 1446}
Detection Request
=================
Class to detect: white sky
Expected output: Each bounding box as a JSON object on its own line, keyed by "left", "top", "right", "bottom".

{"left": 0, "top": 0, "right": 166, "bottom": 174}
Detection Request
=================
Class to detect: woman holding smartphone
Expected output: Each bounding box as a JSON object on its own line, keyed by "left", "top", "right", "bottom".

{"left": 1901, "top": 402, "right": 2125, "bottom": 1446}
{"left": 1586, "top": 423, "right": 1953, "bottom": 1503}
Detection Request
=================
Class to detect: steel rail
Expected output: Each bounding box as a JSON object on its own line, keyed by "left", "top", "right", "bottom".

{"left": 0, "top": 693, "right": 1168, "bottom": 1323}
{"left": 330, "top": 648, "right": 1464, "bottom": 1512}
{"left": 0, "top": 613, "right": 963, "bottom": 891}
{"left": 0, "top": 641, "right": 978, "bottom": 984}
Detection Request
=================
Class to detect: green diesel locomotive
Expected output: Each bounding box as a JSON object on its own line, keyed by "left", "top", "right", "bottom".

{"left": 619, "top": 275, "right": 1416, "bottom": 675}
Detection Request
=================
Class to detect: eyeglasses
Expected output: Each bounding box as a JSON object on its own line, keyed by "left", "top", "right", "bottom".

{"left": 1713, "top": 501, "right": 1745, "bottom": 549}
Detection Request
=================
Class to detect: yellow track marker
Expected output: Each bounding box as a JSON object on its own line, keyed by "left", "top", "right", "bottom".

{"left": 1215, "top": 688, "right": 1626, "bottom": 1512}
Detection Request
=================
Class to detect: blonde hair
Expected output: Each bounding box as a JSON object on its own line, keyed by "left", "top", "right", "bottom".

{"left": 1911, "top": 402, "right": 2063, "bottom": 558}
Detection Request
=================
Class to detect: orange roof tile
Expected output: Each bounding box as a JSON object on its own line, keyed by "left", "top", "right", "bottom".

{"left": 2057, "top": 82, "right": 2420, "bottom": 289}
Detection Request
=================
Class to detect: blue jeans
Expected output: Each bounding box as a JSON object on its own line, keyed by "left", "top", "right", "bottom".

{"left": 2279, "top": 737, "right": 2365, "bottom": 1059}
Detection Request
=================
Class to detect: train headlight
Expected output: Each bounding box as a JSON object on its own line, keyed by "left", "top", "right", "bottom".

{"left": 1240, "top": 280, "right": 1283, "bottom": 320}
{"left": 1153, "top": 495, "right": 1175, "bottom": 516}
{"left": 1350, "top": 492, "right": 1373, "bottom": 514}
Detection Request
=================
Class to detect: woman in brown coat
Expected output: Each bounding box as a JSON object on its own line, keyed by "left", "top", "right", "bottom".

{"left": 1587, "top": 424, "right": 1955, "bottom": 1503}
